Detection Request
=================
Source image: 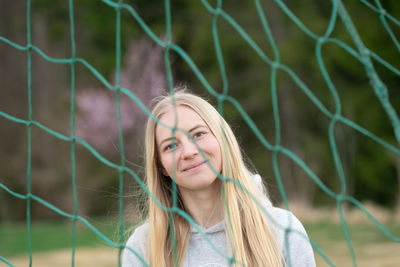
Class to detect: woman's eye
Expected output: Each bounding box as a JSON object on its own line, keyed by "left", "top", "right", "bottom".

{"left": 165, "top": 143, "right": 176, "bottom": 151}
{"left": 193, "top": 132, "right": 205, "bottom": 138}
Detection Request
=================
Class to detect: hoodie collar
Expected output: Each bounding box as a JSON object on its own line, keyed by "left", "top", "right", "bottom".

{"left": 190, "top": 220, "right": 225, "bottom": 234}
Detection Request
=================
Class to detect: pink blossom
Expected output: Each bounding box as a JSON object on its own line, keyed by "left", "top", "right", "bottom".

{"left": 76, "top": 38, "right": 166, "bottom": 152}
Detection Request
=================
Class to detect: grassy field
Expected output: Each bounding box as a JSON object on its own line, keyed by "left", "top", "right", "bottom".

{"left": 0, "top": 218, "right": 122, "bottom": 257}
{"left": 306, "top": 220, "right": 400, "bottom": 266}
{"left": 1, "top": 217, "right": 399, "bottom": 266}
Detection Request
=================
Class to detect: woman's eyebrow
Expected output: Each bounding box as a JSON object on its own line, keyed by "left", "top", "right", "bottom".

{"left": 159, "top": 125, "right": 208, "bottom": 147}
{"left": 159, "top": 136, "right": 174, "bottom": 148}
{"left": 188, "top": 124, "right": 208, "bottom": 133}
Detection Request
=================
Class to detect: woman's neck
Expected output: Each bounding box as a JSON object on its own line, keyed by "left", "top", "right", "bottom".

{"left": 179, "top": 181, "right": 223, "bottom": 229}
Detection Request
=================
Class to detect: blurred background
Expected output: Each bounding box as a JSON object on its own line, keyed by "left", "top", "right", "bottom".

{"left": 1, "top": 0, "right": 399, "bottom": 266}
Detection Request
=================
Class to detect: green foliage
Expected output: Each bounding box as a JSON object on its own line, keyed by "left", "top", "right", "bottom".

{"left": 34, "top": 0, "right": 140, "bottom": 75}
{"left": 355, "top": 140, "right": 397, "bottom": 206}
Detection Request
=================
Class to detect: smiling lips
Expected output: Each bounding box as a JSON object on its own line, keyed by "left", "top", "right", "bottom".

{"left": 182, "top": 161, "right": 206, "bottom": 172}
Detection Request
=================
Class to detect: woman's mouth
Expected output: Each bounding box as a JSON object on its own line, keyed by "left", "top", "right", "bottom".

{"left": 182, "top": 161, "right": 206, "bottom": 172}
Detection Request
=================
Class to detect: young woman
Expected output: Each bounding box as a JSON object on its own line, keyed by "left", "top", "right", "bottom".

{"left": 123, "top": 89, "right": 315, "bottom": 267}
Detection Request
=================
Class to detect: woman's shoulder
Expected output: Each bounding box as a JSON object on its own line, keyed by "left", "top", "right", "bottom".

{"left": 125, "top": 221, "right": 149, "bottom": 247}
{"left": 266, "top": 207, "right": 316, "bottom": 266}
{"left": 269, "top": 207, "right": 304, "bottom": 229}
{"left": 263, "top": 206, "right": 309, "bottom": 239}
{"left": 123, "top": 222, "right": 149, "bottom": 267}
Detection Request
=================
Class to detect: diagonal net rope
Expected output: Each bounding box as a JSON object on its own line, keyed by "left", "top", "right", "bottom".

{"left": 1, "top": 0, "right": 400, "bottom": 266}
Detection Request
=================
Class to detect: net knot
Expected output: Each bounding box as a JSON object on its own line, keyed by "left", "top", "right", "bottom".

{"left": 272, "top": 145, "right": 282, "bottom": 153}
{"left": 118, "top": 166, "right": 125, "bottom": 173}
{"left": 332, "top": 113, "right": 341, "bottom": 122}
{"left": 336, "top": 194, "right": 346, "bottom": 204}
{"left": 201, "top": 0, "right": 222, "bottom": 15}
{"left": 285, "top": 227, "right": 291, "bottom": 235}
{"left": 217, "top": 94, "right": 227, "bottom": 103}
{"left": 163, "top": 41, "right": 172, "bottom": 49}
{"left": 317, "top": 36, "right": 327, "bottom": 45}
{"left": 361, "top": 48, "right": 371, "bottom": 57}
{"left": 213, "top": 7, "right": 222, "bottom": 16}
{"left": 380, "top": 8, "right": 387, "bottom": 17}
{"left": 375, "top": 83, "right": 388, "bottom": 100}
{"left": 114, "top": 85, "right": 121, "bottom": 92}
{"left": 271, "top": 61, "right": 280, "bottom": 69}
{"left": 171, "top": 206, "right": 179, "bottom": 212}
{"left": 170, "top": 125, "right": 178, "bottom": 134}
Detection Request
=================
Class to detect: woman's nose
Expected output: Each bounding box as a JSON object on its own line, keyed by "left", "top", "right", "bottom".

{"left": 181, "top": 139, "right": 199, "bottom": 159}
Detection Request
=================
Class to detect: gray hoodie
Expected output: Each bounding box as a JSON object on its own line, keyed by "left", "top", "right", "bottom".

{"left": 122, "top": 207, "right": 316, "bottom": 267}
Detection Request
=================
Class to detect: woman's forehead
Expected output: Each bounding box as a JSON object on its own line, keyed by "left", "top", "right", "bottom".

{"left": 157, "top": 105, "right": 205, "bottom": 128}
{"left": 155, "top": 105, "right": 209, "bottom": 142}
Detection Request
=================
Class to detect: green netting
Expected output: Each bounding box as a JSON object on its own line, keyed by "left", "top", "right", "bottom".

{"left": 1, "top": 0, "right": 400, "bottom": 266}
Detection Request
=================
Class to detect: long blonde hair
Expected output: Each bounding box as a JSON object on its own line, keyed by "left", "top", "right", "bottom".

{"left": 144, "top": 89, "right": 285, "bottom": 266}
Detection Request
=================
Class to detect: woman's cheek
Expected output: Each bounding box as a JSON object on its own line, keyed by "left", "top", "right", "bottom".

{"left": 161, "top": 154, "right": 177, "bottom": 177}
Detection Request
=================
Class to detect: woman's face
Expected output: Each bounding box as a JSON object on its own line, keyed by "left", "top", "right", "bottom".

{"left": 155, "top": 105, "right": 222, "bottom": 193}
